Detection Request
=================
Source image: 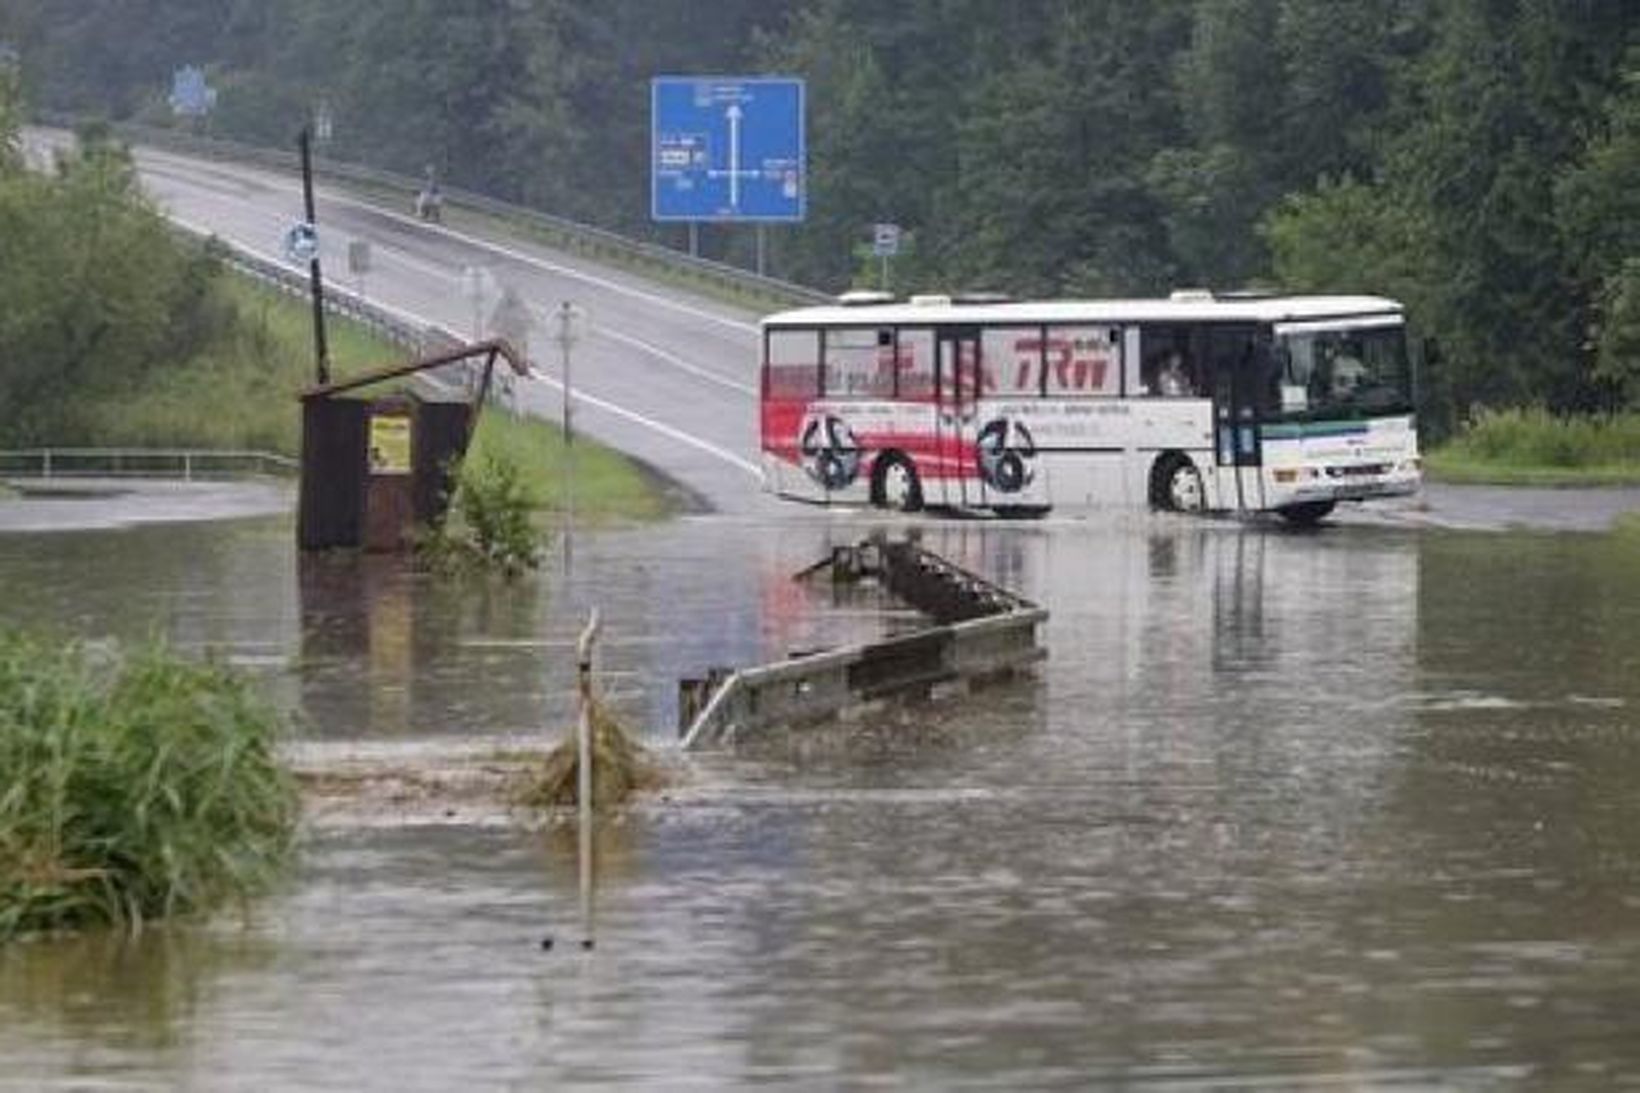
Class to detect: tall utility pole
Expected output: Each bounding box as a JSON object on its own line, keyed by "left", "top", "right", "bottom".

{"left": 299, "top": 127, "right": 331, "bottom": 386}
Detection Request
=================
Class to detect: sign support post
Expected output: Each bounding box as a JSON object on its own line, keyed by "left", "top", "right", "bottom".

{"left": 299, "top": 127, "right": 331, "bottom": 387}
{"left": 651, "top": 77, "right": 806, "bottom": 268}
{"left": 873, "top": 222, "right": 902, "bottom": 295}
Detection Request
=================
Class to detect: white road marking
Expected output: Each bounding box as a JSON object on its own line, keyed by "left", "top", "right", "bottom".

{"left": 166, "top": 216, "right": 763, "bottom": 479}
{"left": 134, "top": 144, "right": 763, "bottom": 335}
{"left": 521, "top": 373, "right": 762, "bottom": 478}
{"left": 148, "top": 155, "right": 759, "bottom": 395}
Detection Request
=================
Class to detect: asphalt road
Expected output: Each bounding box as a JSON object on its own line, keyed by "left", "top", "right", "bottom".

{"left": 18, "top": 131, "right": 1640, "bottom": 534}
{"left": 26, "top": 129, "right": 772, "bottom": 514}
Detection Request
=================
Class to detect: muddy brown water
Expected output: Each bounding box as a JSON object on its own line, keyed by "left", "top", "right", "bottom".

{"left": 2, "top": 505, "right": 1640, "bottom": 1088}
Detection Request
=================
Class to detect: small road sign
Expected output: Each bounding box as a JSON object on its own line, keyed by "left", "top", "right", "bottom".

{"left": 651, "top": 76, "right": 805, "bottom": 222}
{"left": 873, "top": 223, "right": 902, "bottom": 258}
{"left": 347, "top": 239, "right": 371, "bottom": 276}
{"left": 282, "top": 220, "right": 318, "bottom": 264}
{"left": 169, "top": 66, "right": 216, "bottom": 118}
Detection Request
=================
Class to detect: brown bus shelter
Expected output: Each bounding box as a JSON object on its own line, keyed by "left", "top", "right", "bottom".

{"left": 297, "top": 339, "right": 528, "bottom": 552}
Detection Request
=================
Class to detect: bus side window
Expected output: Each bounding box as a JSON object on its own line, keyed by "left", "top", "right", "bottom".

{"left": 1044, "top": 325, "right": 1121, "bottom": 396}
{"left": 766, "top": 329, "right": 820, "bottom": 398}
{"left": 1140, "top": 327, "right": 1198, "bottom": 397}
{"left": 983, "top": 327, "right": 1043, "bottom": 396}
{"left": 896, "top": 328, "right": 935, "bottom": 400}
{"left": 824, "top": 328, "right": 895, "bottom": 398}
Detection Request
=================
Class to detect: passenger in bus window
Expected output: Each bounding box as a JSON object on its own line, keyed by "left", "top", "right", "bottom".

{"left": 1157, "top": 351, "right": 1193, "bottom": 397}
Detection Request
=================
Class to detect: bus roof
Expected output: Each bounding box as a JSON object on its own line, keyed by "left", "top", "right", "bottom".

{"left": 762, "top": 293, "right": 1404, "bottom": 328}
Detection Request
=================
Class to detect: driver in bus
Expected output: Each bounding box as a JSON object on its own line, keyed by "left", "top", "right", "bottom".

{"left": 1328, "top": 344, "right": 1367, "bottom": 397}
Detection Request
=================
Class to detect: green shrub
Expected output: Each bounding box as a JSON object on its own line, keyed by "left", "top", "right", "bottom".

{"left": 419, "top": 450, "right": 543, "bottom": 578}
{"left": 0, "top": 632, "right": 299, "bottom": 941}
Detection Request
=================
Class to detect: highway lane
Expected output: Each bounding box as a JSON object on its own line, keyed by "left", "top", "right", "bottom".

{"left": 28, "top": 131, "right": 774, "bottom": 513}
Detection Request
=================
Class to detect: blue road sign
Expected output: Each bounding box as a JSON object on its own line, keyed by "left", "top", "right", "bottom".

{"left": 651, "top": 76, "right": 805, "bottom": 222}
{"left": 169, "top": 65, "right": 216, "bottom": 118}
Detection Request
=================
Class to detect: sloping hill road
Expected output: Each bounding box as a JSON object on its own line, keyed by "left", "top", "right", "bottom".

{"left": 28, "top": 131, "right": 774, "bottom": 514}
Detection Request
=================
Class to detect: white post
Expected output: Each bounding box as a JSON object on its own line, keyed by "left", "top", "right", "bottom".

{"left": 553, "top": 302, "right": 585, "bottom": 569}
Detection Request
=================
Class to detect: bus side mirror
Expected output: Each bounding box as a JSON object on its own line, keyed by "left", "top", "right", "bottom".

{"left": 1420, "top": 337, "right": 1442, "bottom": 368}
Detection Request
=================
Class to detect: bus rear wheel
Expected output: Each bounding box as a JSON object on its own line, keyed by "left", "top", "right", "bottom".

{"left": 1151, "top": 454, "right": 1205, "bottom": 514}
{"left": 872, "top": 453, "right": 923, "bottom": 513}
{"left": 1277, "top": 500, "right": 1336, "bottom": 526}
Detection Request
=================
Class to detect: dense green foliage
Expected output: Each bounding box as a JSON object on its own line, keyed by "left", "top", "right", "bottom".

{"left": 0, "top": 631, "right": 299, "bottom": 940}
{"left": 0, "top": 122, "right": 233, "bottom": 445}
{"left": 80, "top": 277, "right": 405, "bottom": 455}
{"left": 3, "top": 1, "right": 1638, "bottom": 424}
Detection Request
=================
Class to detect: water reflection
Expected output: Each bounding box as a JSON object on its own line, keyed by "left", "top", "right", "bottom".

{"left": 5, "top": 514, "right": 1640, "bottom": 1085}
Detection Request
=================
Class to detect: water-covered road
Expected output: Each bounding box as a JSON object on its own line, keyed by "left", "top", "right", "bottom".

{"left": 3, "top": 505, "right": 1640, "bottom": 1088}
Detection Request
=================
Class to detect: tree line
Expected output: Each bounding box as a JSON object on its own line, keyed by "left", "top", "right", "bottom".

{"left": 3, "top": 0, "right": 1637, "bottom": 426}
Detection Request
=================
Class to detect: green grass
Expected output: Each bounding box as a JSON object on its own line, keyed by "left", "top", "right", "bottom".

{"left": 75, "top": 272, "right": 672, "bottom": 520}
{"left": 466, "top": 409, "right": 670, "bottom": 523}
{"left": 80, "top": 276, "right": 406, "bottom": 457}
{"left": 0, "top": 631, "right": 299, "bottom": 941}
{"left": 1426, "top": 407, "right": 1640, "bottom": 486}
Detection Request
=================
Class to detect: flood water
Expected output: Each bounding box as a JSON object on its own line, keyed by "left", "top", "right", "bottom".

{"left": 2, "top": 504, "right": 1640, "bottom": 1088}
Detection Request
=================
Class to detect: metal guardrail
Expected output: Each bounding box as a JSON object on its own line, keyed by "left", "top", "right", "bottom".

{"left": 209, "top": 238, "right": 453, "bottom": 357}
{"left": 0, "top": 448, "right": 299, "bottom": 480}
{"left": 679, "top": 538, "right": 1047, "bottom": 750}
{"left": 35, "top": 114, "right": 832, "bottom": 311}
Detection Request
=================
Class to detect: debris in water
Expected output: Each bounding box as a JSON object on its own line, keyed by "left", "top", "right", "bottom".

{"left": 516, "top": 694, "right": 663, "bottom": 810}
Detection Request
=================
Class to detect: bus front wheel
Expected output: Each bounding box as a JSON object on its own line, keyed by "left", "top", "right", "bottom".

{"left": 1151, "top": 454, "right": 1205, "bottom": 514}
{"left": 1277, "top": 500, "right": 1336, "bottom": 526}
{"left": 873, "top": 453, "right": 924, "bottom": 513}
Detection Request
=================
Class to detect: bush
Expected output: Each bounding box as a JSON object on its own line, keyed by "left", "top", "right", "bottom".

{"left": 0, "top": 632, "right": 299, "bottom": 941}
{"left": 419, "top": 450, "right": 544, "bottom": 578}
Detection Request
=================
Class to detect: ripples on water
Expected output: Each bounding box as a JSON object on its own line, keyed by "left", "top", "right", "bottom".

{"left": 2, "top": 513, "right": 1640, "bottom": 1088}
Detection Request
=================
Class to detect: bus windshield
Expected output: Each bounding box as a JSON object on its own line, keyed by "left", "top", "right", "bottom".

{"left": 1269, "top": 324, "right": 1411, "bottom": 422}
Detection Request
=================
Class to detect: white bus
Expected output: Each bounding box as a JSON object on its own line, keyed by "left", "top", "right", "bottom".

{"left": 759, "top": 291, "right": 1421, "bottom": 523}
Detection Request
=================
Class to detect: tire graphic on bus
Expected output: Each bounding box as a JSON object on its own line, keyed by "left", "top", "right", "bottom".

{"left": 799, "top": 413, "right": 861, "bottom": 490}
{"left": 975, "top": 417, "right": 1037, "bottom": 494}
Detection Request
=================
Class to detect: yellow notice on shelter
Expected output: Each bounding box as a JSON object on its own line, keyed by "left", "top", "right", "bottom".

{"left": 368, "top": 414, "right": 413, "bottom": 475}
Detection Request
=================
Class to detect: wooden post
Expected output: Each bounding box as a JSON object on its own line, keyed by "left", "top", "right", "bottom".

{"left": 576, "top": 607, "right": 601, "bottom": 949}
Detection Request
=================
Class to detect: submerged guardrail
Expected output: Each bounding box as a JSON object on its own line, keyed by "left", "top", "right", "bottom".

{"left": 679, "top": 537, "right": 1047, "bottom": 750}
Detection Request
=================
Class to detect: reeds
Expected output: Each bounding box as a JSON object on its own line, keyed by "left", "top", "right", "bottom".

{"left": 0, "top": 631, "right": 298, "bottom": 941}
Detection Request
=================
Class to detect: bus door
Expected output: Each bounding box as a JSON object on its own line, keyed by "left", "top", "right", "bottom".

{"left": 1209, "top": 325, "right": 1266, "bottom": 512}
{"left": 935, "top": 328, "right": 984, "bottom": 507}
